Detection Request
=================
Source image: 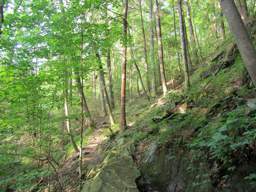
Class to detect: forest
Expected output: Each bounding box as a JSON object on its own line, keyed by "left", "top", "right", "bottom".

{"left": 1, "top": 0, "right": 256, "bottom": 191}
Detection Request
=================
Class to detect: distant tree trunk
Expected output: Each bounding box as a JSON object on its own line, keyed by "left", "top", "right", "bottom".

{"left": 128, "top": 63, "right": 133, "bottom": 99}
{"left": 236, "top": 0, "right": 249, "bottom": 21}
{"left": 139, "top": 0, "right": 150, "bottom": 93}
{"left": 96, "top": 52, "right": 115, "bottom": 126}
{"left": 120, "top": 0, "right": 128, "bottom": 130}
{"left": 184, "top": 23, "right": 193, "bottom": 71}
{"left": 185, "top": 0, "right": 195, "bottom": 44}
{"left": 154, "top": 14, "right": 162, "bottom": 88}
{"left": 136, "top": 77, "right": 140, "bottom": 96}
{"left": 92, "top": 72, "right": 97, "bottom": 101}
{"left": 155, "top": 0, "right": 168, "bottom": 95}
{"left": 185, "top": 0, "right": 199, "bottom": 64}
{"left": 106, "top": 49, "right": 115, "bottom": 109}
{"left": 213, "top": 3, "right": 219, "bottom": 39}
{"left": 178, "top": 0, "right": 191, "bottom": 89}
{"left": 78, "top": 75, "right": 84, "bottom": 189}
{"left": 99, "top": 78, "right": 107, "bottom": 116}
{"left": 0, "top": 0, "right": 3, "bottom": 34}
{"left": 172, "top": 2, "right": 182, "bottom": 74}
{"left": 69, "top": 70, "right": 73, "bottom": 105}
{"left": 63, "top": 85, "right": 79, "bottom": 153}
{"left": 251, "top": 0, "right": 256, "bottom": 14}
{"left": 130, "top": 43, "right": 150, "bottom": 100}
{"left": 75, "top": 72, "right": 94, "bottom": 127}
{"left": 221, "top": 0, "right": 256, "bottom": 86}
{"left": 220, "top": 8, "right": 226, "bottom": 39}
{"left": 150, "top": 0, "right": 157, "bottom": 95}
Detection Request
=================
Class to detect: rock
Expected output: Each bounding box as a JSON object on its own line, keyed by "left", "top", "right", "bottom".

{"left": 246, "top": 98, "right": 256, "bottom": 110}
{"left": 82, "top": 146, "right": 140, "bottom": 192}
{"left": 137, "top": 145, "right": 213, "bottom": 192}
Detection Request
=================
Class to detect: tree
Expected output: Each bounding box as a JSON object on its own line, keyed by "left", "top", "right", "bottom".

{"left": 64, "top": 78, "right": 79, "bottom": 153}
{"left": 220, "top": 8, "right": 226, "bottom": 39}
{"left": 75, "top": 72, "right": 94, "bottom": 127}
{"left": 106, "top": 49, "right": 115, "bottom": 109}
{"left": 0, "top": 0, "right": 3, "bottom": 34}
{"left": 236, "top": 0, "right": 249, "bottom": 21}
{"left": 221, "top": 0, "right": 256, "bottom": 86}
{"left": 172, "top": 1, "right": 182, "bottom": 74}
{"left": 149, "top": 0, "right": 157, "bottom": 95}
{"left": 139, "top": 0, "right": 150, "bottom": 93}
{"left": 96, "top": 52, "right": 115, "bottom": 126}
{"left": 129, "top": 32, "right": 150, "bottom": 100}
{"left": 178, "top": 0, "right": 191, "bottom": 89}
{"left": 185, "top": 0, "right": 199, "bottom": 64}
{"left": 155, "top": 0, "right": 168, "bottom": 95}
{"left": 120, "top": 0, "right": 128, "bottom": 130}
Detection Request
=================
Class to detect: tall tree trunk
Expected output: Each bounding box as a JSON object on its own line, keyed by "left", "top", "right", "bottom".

{"left": 106, "top": 49, "right": 115, "bottom": 109}
{"left": 155, "top": 0, "right": 168, "bottom": 95}
{"left": 184, "top": 23, "right": 193, "bottom": 71}
{"left": 99, "top": 79, "right": 107, "bottom": 116}
{"left": 150, "top": 0, "right": 157, "bottom": 95}
{"left": 136, "top": 77, "right": 140, "bottom": 96}
{"left": 221, "top": 0, "right": 256, "bottom": 86}
{"left": 0, "top": 0, "right": 3, "bottom": 34}
{"left": 154, "top": 14, "right": 162, "bottom": 88}
{"left": 220, "top": 8, "right": 226, "bottom": 39}
{"left": 178, "top": 0, "right": 191, "bottom": 89}
{"left": 236, "top": 0, "right": 249, "bottom": 21}
{"left": 139, "top": 0, "right": 150, "bottom": 93}
{"left": 78, "top": 75, "right": 84, "bottom": 189}
{"left": 185, "top": 0, "right": 199, "bottom": 64}
{"left": 69, "top": 70, "right": 73, "bottom": 106}
{"left": 120, "top": 0, "right": 128, "bottom": 130}
{"left": 64, "top": 85, "right": 79, "bottom": 153}
{"left": 172, "top": 1, "right": 182, "bottom": 74}
{"left": 130, "top": 42, "right": 150, "bottom": 100}
{"left": 0, "top": 2, "right": 3, "bottom": 34}
{"left": 96, "top": 52, "right": 115, "bottom": 126}
{"left": 75, "top": 72, "right": 94, "bottom": 127}
{"left": 213, "top": 3, "right": 219, "bottom": 39}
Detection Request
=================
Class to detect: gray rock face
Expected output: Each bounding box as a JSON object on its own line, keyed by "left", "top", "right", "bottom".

{"left": 137, "top": 143, "right": 213, "bottom": 192}
{"left": 82, "top": 146, "right": 140, "bottom": 192}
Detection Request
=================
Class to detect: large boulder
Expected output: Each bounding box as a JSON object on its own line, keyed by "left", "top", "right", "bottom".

{"left": 82, "top": 145, "right": 140, "bottom": 192}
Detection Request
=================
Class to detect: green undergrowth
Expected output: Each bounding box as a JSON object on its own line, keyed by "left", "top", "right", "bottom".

{"left": 126, "top": 52, "right": 247, "bottom": 144}
{"left": 115, "top": 47, "right": 256, "bottom": 190}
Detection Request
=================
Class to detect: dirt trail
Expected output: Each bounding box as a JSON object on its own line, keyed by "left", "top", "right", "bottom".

{"left": 49, "top": 117, "right": 110, "bottom": 192}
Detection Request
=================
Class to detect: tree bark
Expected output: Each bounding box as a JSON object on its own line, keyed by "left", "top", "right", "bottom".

{"left": 120, "top": 0, "right": 128, "bottom": 130}
{"left": 172, "top": 1, "right": 182, "bottom": 74}
{"left": 221, "top": 0, "right": 256, "bottom": 86}
{"left": 220, "top": 8, "right": 226, "bottom": 39}
{"left": 96, "top": 52, "right": 115, "bottom": 126}
{"left": 75, "top": 72, "right": 94, "bottom": 127}
{"left": 185, "top": 0, "right": 199, "bottom": 64}
{"left": 155, "top": 0, "right": 168, "bottom": 95}
{"left": 178, "top": 0, "right": 191, "bottom": 89}
{"left": 236, "top": 0, "right": 249, "bottom": 21}
{"left": 130, "top": 41, "right": 150, "bottom": 100}
{"left": 99, "top": 77, "right": 108, "bottom": 116}
{"left": 0, "top": 0, "right": 3, "bottom": 34}
{"left": 172, "top": 1, "right": 182, "bottom": 73}
{"left": 106, "top": 49, "right": 115, "bottom": 109}
{"left": 139, "top": 0, "right": 150, "bottom": 93}
{"left": 64, "top": 88, "right": 79, "bottom": 153}
{"left": 149, "top": 0, "right": 157, "bottom": 96}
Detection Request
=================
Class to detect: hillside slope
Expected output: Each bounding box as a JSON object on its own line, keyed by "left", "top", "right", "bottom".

{"left": 81, "top": 41, "right": 256, "bottom": 192}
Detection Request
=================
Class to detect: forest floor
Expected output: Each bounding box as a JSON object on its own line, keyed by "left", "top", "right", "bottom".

{"left": 48, "top": 117, "right": 110, "bottom": 192}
